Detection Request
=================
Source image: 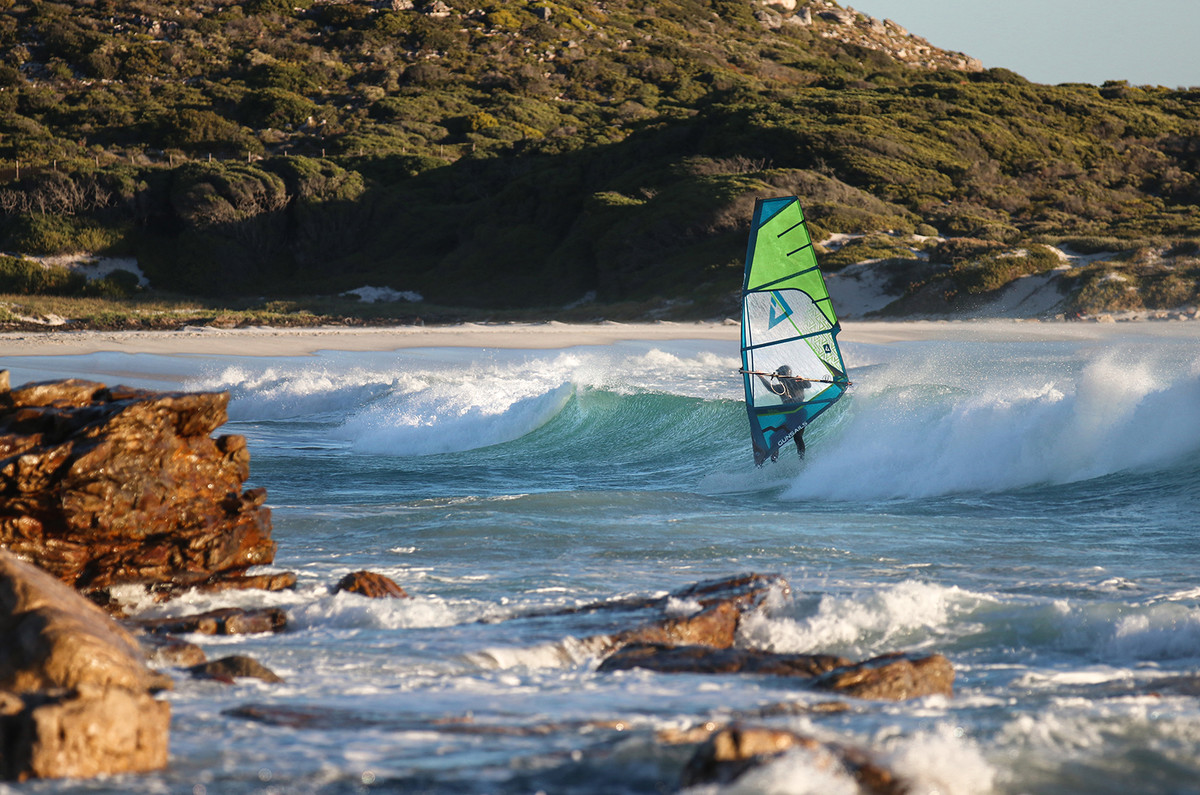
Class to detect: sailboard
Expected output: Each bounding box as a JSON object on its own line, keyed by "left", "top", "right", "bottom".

{"left": 740, "top": 196, "right": 849, "bottom": 465}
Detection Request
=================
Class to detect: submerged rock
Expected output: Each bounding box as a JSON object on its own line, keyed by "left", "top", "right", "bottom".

{"left": 188, "top": 655, "right": 283, "bottom": 684}
{"left": 598, "top": 643, "right": 850, "bottom": 676}
{"left": 0, "top": 372, "right": 278, "bottom": 593}
{"left": 598, "top": 643, "right": 952, "bottom": 701}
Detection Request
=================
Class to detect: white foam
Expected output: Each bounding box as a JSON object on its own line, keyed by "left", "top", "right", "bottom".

{"left": 879, "top": 723, "right": 997, "bottom": 795}
{"left": 783, "top": 342, "right": 1200, "bottom": 499}
{"left": 699, "top": 747, "right": 861, "bottom": 795}
{"left": 739, "top": 580, "right": 978, "bottom": 657}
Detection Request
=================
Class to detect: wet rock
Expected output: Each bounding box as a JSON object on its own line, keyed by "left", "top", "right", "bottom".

{"left": 0, "top": 373, "right": 279, "bottom": 593}
{"left": 129, "top": 606, "right": 287, "bottom": 636}
{"left": 516, "top": 572, "right": 787, "bottom": 620}
{"left": 198, "top": 571, "right": 297, "bottom": 594}
{"left": 188, "top": 655, "right": 283, "bottom": 684}
{"left": 598, "top": 643, "right": 850, "bottom": 676}
{"left": 680, "top": 724, "right": 906, "bottom": 793}
{"left": 138, "top": 634, "right": 207, "bottom": 667}
{"left": 814, "top": 652, "right": 955, "bottom": 700}
{"left": 0, "top": 549, "right": 170, "bottom": 780}
{"left": 599, "top": 573, "right": 789, "bottom": 653}
{"left": 596, "top": 641, "right": 953, "bottom": 703}
{"left": 335, "top": 570, "right": 409, "bottom": 599}
{"left": 610, "top": 600, "right": 743, "bottom": 650}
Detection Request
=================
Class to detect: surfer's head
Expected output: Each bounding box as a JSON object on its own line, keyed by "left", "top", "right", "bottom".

{"left": 777, "top": 365, "right": 793, "bottom": 378}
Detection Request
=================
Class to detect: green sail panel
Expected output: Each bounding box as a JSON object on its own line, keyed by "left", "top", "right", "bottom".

{"left": 741, "top": 197, "right": 849, "bottom": 465}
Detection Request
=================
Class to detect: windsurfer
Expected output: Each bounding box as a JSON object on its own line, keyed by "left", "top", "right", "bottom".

{"left": 757, "top": 365, "right": 811, "bottom": 458}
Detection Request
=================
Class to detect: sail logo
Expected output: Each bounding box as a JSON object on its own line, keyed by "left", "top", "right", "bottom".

{"left": 768, "top": 292, "right": 794, "bottom": 329}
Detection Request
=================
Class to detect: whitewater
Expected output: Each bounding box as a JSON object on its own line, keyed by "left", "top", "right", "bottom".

{"left": 4, "top": 321, "right": 1200, "bottom": 795}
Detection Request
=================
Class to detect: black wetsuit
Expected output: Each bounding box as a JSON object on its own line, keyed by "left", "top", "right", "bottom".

{"left": 758, "top": 372, "right": 812, "bottom": 458}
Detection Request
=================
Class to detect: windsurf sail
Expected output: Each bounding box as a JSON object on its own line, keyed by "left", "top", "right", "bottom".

{"left": 740, "top": 196, "right": 849, "bottom": 465}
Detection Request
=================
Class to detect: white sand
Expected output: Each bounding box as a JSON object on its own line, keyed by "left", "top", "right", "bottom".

{"left": 1, "top": 317, "right": 1197, "bottom": 359}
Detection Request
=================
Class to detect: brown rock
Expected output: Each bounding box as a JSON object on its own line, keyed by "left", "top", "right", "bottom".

{"left": 188, "top": 655, "right": 283, "bottom": 684}
{"left": 196, "top": 570, "right": 297, "bottom": 594}
{"left": 611, "top": 600, "right": 743, "bottom": 650}
{"left": 680, "top": 725, "right": 906, "bottom": 794}
{"left": 515, "top": 572, "right": 787, "bottom": 620}
{"left": 0, "top": 374, "right": 276, "bottom": 592}
{"left": 129, "top": 606, "right": 287, "bottom": 636}
{"left": 596, "top": 573, "right": 789, "bottom": 654}
{"left": 814, "top": 652, "right": 955, "bottom": 700}
{"left": 0, "top": 686, "right": 171, "bottom": 781}
{"left": 0, "top": 549, "right": 169, "bottom": 694}
{"left": 597, "top": 643, "right": 849, "bottom": 676}
{"left": 138, "top": 634, "right": 207, "bottom": 667}
{"left": 335, "top": 570, "right": 409, "bottom": 599}
{"left": 0, "top": 550, "right": 170, "bottom": 780}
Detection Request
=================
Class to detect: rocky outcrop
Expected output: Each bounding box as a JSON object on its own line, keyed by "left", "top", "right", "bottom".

{"left": 0, "top": 549, "right": 170, "bottom": 780}
{"left": 758, "top": 1, "right": 983, "bottom": 72}
{"left": 0, "top": 371, "right": 279, "bottom": 594}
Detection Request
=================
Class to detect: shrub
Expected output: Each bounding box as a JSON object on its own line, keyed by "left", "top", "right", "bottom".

{"left": 240, "top": 88, "right": 318, "bottom": 129}
{"left": 949, "top": 245, "right": 1061, "bottom": 295}
{"left": 3, "top": 214, "right": 80, "bottom": 255}
{"left": 819, "top": 234, "right": 919, "bottom": 271}
{"left": 161, "top": 108, "right": 257, "bottom": 154}
{"left": 84, "top": 268, "right": 141, "bottom": 298}
{"left": 0, "top": 255, "right": 86, "bottom": 294}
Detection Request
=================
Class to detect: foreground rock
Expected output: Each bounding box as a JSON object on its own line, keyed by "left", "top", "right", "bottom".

{"left": 0, "top": 371, "right": 279, "bottom": 593}
{"left": 0, "top": 550, "right": 170, "bottom": 780}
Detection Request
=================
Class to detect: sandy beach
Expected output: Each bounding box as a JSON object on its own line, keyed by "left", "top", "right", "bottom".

{"left": 1, "top": 317, "right": 1198, "bottom": 359}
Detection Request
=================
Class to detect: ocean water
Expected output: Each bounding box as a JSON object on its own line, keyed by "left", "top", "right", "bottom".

{"left": 5, "top": 322, "right": 1200, "bottom": 795}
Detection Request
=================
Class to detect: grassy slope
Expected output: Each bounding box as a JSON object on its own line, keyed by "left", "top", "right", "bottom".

{"left": 1, "top": 0, "right": 1199, "bottom": 322}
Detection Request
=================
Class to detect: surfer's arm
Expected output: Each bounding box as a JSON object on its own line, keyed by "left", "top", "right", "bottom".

{"left": 756, "top": 374, "right": 785, "bottom": 395}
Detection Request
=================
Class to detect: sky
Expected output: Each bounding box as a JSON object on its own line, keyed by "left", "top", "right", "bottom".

{"left": 844, "top": 0, "right": 1200, "bottom": 88}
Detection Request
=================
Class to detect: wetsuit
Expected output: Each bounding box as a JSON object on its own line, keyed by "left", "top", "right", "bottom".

{"left": 757, "top": 371, "right": 812, "bottom": 458}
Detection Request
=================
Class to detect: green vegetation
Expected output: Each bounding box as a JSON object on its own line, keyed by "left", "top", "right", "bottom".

{"left": 1, "top": 0, "right": 1199, "bottom": 319}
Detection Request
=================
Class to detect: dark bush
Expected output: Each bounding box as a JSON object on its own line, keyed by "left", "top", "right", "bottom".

{"left": 239, "top": 88, "right": 318, "bottom": 129}
{"left": 0, "top": 255, "right": 86, "bottom": 294}
{"left": 84, "top": 268, "right": 141, "bottom": 298}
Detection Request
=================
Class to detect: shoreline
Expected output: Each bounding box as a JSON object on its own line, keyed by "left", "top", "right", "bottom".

{"left": 2, "top": 317, "right": 1199, "bottom": 358}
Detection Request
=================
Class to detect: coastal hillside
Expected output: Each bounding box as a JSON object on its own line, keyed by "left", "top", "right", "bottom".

{"left": 1, "top": 0, "right": 1199, "bottom": 321}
